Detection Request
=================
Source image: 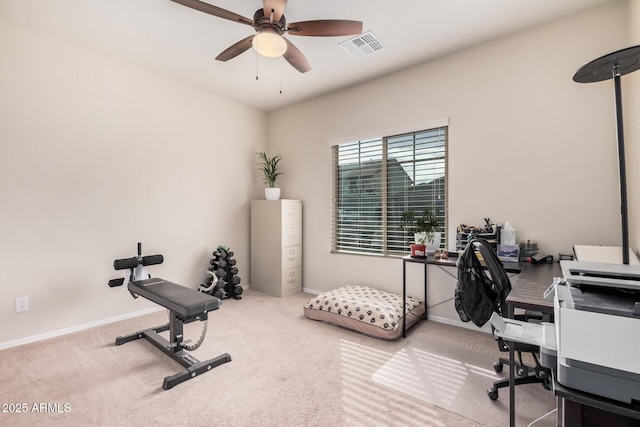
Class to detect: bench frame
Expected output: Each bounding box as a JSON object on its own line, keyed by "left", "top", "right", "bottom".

{"left": 115, "top": 278, "right": 231, "bottom": 390}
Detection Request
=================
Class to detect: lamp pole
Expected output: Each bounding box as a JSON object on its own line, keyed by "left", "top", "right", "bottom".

{"left": 613, "top": 65, "right": 630, "bottom": 264}
{"left": 573, "top": 45, "right": 640, "bottom": 265}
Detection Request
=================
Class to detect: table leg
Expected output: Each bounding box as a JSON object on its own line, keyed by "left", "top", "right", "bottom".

{"left": 557, "top": 395, "right": 563, "bottom": 427}
{"left": 508, "top": 304, "right": 515, "bottom": 427}
{"left": 424, "top": 261, "right": 428, "bottom": 320}
{"left": 403, "top": 260, "right": 407, "bottom": 338}
{"left": 509, "top": 343, "right": 515, "bottom": 427}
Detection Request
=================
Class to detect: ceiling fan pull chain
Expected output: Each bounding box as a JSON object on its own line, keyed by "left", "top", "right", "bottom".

{"left": 255, "top": 51, "right": 259, "bottom": 80}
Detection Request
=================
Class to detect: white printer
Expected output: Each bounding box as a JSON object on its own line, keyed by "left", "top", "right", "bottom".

{"left": 549, "top": 261, "right": 640, "bottom": 404}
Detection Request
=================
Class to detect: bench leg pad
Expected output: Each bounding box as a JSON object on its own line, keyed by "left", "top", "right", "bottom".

{"left": 163, "top": 353, "right": 232, "bottom": 390}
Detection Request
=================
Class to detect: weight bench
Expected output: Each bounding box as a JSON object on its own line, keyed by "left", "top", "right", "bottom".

{"left": 110, "top": 244, "right": 231, "bottom": 390}
{"left": 115, "top": 278, "right": 231, "bottom": 390}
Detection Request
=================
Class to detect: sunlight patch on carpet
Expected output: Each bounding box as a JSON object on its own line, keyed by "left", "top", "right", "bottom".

{"left": 372, "top": 346, "right": 493, "bottom": 406}
{"left": 339, "top": 339, "right": 447, "bottom": 427}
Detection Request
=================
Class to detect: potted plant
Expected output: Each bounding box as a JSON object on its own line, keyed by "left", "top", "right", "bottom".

{"left": 256, "top": 151, "right": 283, "bottom": 200}
{"left": 401, "top": 207, "right": 442, "bottom": 255}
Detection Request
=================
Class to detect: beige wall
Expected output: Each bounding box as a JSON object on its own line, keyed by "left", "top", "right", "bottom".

{"left": 0, "top": 18, "right": 267, "bottom": 346}
{"left": 628, "top": 0, "right": 640, "bottom": 252}
{"left": 267, "top": 2, "right": 631, "bottom": 324}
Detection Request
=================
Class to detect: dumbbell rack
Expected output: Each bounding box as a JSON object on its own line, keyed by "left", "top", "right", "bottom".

{"left": 199, "top": 245, "right": 243, "bottom": 300}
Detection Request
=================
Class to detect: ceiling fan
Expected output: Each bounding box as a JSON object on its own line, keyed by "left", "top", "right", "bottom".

{"left": 170, "top": 0, "right": 363, "bottom": 73}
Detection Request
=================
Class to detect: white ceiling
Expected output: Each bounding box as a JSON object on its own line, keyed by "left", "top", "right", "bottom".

{"left": 0, "top": 0, "right": 615, "bottom": 112}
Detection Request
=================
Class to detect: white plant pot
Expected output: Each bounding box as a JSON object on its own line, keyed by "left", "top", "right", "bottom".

{"left": 265, "top": 187, "right": 281, "bottom": 200}
{"left": 426, "top": 232, "right": 442, "bottom": 252}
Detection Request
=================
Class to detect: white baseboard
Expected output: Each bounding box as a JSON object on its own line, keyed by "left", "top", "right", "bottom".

{"left": 2, "top": 285, "right": 252, "bottom": 350}
{"left": 0, "top": 307, "right": 163, "bottom": 351}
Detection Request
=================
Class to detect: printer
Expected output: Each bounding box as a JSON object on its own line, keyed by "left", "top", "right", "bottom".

{"left": 547, "top": 261, "right": 640, "bottom": 404}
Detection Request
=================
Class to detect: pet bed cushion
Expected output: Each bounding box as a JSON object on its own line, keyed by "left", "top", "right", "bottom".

{"left": 303, "top": 285, "right": 425, "bottom": 340}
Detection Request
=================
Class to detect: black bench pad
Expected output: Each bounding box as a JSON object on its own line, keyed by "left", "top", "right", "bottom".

{"left": 129, "top": 278, "right": 220, "bottom": 317}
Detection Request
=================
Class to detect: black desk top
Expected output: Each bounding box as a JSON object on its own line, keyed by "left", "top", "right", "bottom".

{"left": 507, "top": 262, "right": 560, "bottom": 313}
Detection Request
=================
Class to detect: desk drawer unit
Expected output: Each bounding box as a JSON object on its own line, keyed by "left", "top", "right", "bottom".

{"left": 251, "top": 200, "right": 302, "bottom": 297}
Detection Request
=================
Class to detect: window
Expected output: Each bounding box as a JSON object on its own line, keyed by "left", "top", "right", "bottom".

{"left": 331, "top": 124, "right": 448, "bottom": 256}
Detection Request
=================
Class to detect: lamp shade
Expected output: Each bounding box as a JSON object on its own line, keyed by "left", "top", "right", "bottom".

{"left": 252, "top": 29, "right": 287, "bottom": 58}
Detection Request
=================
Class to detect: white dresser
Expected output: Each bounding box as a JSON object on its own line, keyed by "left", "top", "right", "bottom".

{"left": 250, "top": 199, "right": 302, "bottom": 297}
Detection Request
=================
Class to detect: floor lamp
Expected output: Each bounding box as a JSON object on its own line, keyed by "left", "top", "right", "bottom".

{"left": 573, "top": 45, "right": 640, "bottom": 265}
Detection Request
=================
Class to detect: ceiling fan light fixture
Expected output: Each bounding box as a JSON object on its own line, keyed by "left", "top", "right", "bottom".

{"left": 252, "top": 29, "right": 287, "bottom": 58}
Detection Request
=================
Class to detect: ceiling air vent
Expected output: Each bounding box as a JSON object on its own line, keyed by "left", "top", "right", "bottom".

{"left": 339, "top": 30, "right": 387, "bottom": 58}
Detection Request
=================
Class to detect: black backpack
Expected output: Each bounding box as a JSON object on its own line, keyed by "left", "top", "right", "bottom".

{"left": 454, "top": 238, "right": 511, "bottom": 327}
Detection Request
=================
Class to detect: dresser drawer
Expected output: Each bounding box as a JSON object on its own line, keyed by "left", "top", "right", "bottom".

{"left": 282, "top": 245, "right": 302, "bottom": 269}
{"left": 282, "top": 224, "right": 302, "bottom": 246}
{"left": 282, "top": 267, "right": 301, "bottom": 291}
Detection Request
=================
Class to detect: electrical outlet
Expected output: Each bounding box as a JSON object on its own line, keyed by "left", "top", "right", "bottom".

{"left": 16, "top": 296, "right": 29, "bottom": 313}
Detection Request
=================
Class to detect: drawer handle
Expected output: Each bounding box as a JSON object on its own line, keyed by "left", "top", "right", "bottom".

{"left": 289, "top": 271, "right": 295, "bottom": 277}
{"left": 287, "top": 257, "right": 296, "bottom": 262}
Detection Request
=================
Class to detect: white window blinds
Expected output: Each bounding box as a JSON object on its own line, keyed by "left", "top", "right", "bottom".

{"left": 331, "top": 126, "right": 448, "bottom": 256}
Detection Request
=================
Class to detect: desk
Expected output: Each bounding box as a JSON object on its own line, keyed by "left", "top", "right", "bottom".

{"left": 400, "top": 255, "right": 523, "bottom": 337}
{"left": 401, "top": 256, "right": 560, "bottom": 427}
{"left": 505, "top": 262, "right": 559, "bottom": 317}
{"left": 505, "top": 262, "right": 560, "bottom": 427}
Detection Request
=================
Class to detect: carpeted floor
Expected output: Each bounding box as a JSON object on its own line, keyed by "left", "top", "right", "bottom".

{"left": 0, "top": 289, "right": 554, "bottom": 426}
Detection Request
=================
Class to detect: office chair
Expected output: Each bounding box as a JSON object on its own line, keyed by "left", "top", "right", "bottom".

{"left": 461, "top": 239, "right": 551, "bottom": 401}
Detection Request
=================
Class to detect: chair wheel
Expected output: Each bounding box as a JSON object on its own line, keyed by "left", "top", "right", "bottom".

{"left": 516, "top": 365, "right": 528, "bottom": 376}
{"left": 493, "top": 362, "right": 503, "bottom": 373}
{"left": 487, "top": 388, "right": 499, "bottom": 401}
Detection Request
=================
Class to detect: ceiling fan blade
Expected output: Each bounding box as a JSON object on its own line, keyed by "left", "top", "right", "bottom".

{"left": 170, "top": 0, "right": 253, "bottom": 26}
{"left": 287, "top": 20, "right": 363, "bottom": 37}
{"left": 263, "top": 0, "right": 287, "bottom": 22}
{"left": 283, "top": 38, "right": 311, "bottom": 73}
{"left": 215, "top": 35, "right": 255, "bottom": 62}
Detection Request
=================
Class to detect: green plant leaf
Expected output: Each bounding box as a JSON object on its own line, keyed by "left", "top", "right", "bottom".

{"left": 256, "top": 151, "right": 283, "bottom": 187}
